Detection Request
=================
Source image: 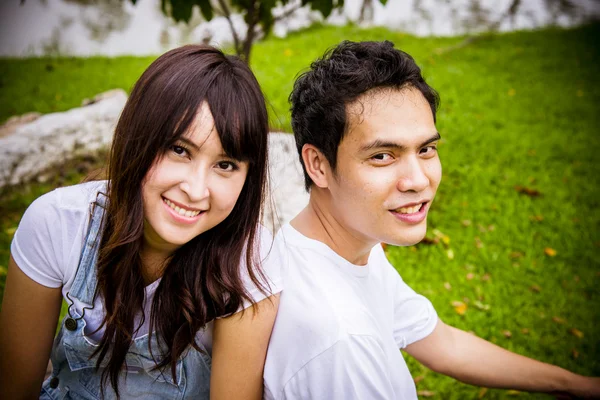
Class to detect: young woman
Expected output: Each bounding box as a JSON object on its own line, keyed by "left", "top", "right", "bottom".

{"left": 0, "top": 45, "right": 282, "bottom": 399}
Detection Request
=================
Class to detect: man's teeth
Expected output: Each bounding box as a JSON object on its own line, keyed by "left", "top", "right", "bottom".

{"left": 397, "top": 204, "right": 422, "bottom": 214}
{"left": 163, "top": 198, "right": 201, "bottom": 217}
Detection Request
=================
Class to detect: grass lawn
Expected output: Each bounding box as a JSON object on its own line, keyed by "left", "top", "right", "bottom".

{"left": 1, "top": 23, "right": 599, "bottom": 398}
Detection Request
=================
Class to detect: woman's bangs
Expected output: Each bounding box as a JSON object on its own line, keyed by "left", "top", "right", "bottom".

{"left": 207, "top": 75, "right": 266, "bottom": 163}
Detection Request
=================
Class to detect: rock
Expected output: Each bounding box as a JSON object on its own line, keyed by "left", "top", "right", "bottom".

{"left": 0, "top": 89, "right": 127, "bottom": 188}
{"left": 264, "top": 132, "right": 309, "bottom": 231}
{"left": 0, "top": 112, "right": 42, "bottom": 138}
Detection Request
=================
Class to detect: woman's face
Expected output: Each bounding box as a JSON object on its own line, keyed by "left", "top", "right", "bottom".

{"left": 141, "top": 102, "right": 249, "bottom": 254}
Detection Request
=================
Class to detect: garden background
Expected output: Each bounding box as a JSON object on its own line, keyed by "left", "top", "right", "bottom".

{"left": 1, "top": 10, "right": 599, "bottom": 399}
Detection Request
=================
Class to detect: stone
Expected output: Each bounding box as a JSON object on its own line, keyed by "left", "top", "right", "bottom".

{"left": 264, "top": 132, "right": 309, "bottom": 231}
{"left": 0, "top": 89, "right": 127, "bottom": 188}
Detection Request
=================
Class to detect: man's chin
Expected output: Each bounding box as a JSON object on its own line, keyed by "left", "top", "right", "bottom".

{"left": 382, "top": 227, "right": 427, "bottom": 247}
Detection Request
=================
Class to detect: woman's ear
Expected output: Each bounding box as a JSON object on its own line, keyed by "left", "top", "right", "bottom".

{"left": 301, "top": 144, "right": 331, "bottom": 189}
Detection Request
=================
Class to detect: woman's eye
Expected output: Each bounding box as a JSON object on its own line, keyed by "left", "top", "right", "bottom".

{"left": 170, "top": 145, "right": 188, "bottom": 157}
{"left": 217, "top": 161, "right": 238, "bottom": 171}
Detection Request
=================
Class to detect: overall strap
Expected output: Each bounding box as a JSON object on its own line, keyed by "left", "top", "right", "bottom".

{"left": 69, "top": 191, "right": 108, "bottom": 305}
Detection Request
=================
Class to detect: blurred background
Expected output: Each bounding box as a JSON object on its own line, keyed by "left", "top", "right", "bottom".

{"left": 1, "top": 0, "right": 599, "bottom": 398}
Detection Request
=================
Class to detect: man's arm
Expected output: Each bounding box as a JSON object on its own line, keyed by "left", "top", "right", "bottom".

{"left": 405, "top": 319, "right": 600, "bottom": 398}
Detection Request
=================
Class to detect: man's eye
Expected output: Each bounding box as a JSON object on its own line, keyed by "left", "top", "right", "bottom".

{"left": 371, "top": 153, "right": 392, "bottom": 162}
{"left": 421, "top": 145, "right": 438, "bottom": 156}
{"left": 217, "top": 161, "right": 238, "bottom": 171}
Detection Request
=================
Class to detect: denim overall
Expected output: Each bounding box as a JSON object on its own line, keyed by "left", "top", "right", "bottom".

{"left": 40, "top": 193, "right": 212, "bottom": 399}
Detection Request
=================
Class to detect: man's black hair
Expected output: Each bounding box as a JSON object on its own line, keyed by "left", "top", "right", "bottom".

{"left": 289, "top": 40, "right": 440, "bottom": 190}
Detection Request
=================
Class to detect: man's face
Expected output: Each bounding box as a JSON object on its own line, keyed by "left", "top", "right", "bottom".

{"left": 327, "top": 88, "right": 441, "bottom": 246}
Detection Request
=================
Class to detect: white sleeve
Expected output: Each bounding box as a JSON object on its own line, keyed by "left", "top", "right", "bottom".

{"left": 10, "top": 190, "right": 65, "bottom": 288}
{"left": 239, "top": 225, "right": 283, "bottom": 309}
{"left": 281, "top": 335, "right": 395, "bottom": 400}
{"left": 392, "top": 273, "right": 438, "bottom": 348}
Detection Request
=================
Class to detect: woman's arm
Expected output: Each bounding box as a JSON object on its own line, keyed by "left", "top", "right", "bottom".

{"left": 405, "top": 319, "right": 600, "bottom": 398}
{"left": 210, "top": 294, "right": 280, "bottom": 400}
{"left": 0, "top": 255, "right": 63, "bottom": 400}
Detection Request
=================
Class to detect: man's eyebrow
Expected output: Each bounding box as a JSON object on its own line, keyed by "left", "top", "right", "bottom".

{"left": 359, "top": 132, "right": 441, "bottom": 152}
{"left": 419, "top": 132, "right": 441, "bottom": 148}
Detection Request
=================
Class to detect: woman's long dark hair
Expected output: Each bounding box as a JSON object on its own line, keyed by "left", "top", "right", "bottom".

{"left": 93, "top": 45, "right": 270, "bottom": 396}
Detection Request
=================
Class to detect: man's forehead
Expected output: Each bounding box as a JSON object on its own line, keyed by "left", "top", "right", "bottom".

{"left": 342, "top": 87, "right": 436, "bottom": 149}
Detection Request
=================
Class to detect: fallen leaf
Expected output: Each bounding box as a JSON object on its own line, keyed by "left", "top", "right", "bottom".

{"left": 509, "top": 251, "right": 524, "bottom": 259}
{"left": 529, "top": 215, "right": 544, "bottom": 222}
{"left": 466, "top": 272, "right": 475, "bottom": 280}
{"left": 446, "top": 249, "right": 454, "bottom": 259}
{"left": 473, "top": 300, "right": 490, "bottom": 311}
{"left": 461, "top": 219, "right": 472, "bottom": 226}
{"left": 515, "top": 185, "right": 541, "bottom": 197}
{"left": 572, "top": 348, "right": 579, "bottom": 359}
{"left": 420, "top": 236, "right": 438, "bottom": 245}
{"left": 521, "top": 328, "right": 530, "bottom": 335}
{"left": 414, "top": 375, "right": 424, "bottom": 384}
{"left": 432, "top": 229, "right": 450, "bottom": 245}
{"left": 544, "top": 247, "right": 557, "bottom": 257}
{"left": 552, "top": 316, "right": 566, "bottom": 324}
{"left": 502, "top": 330, "right": 512, "bottom": 338}
{"left": 478, "top": 387, "right": 489, "bottom": 399}
{"left": 475, "top": 237, "right": 484, "bottom": 249}
{"left": 481, "top": 273, "right": 491, "bottom": 282}
{"left": 569, "top": 328, "right": 584, "bottom": 339}
{"left": 417, "top": 390, "right": 436, "bottom": 397}
{"left": 452, "top": 301, "right": 468, "bottom": 315}
{"left": 488, "top": 225, "right": 496, "bottom": 231}
{"left": 443, "top": 282, "right": 452, "bottom": 291}
{"left": 529, "top": 284, "right": 541, "bottom": 293}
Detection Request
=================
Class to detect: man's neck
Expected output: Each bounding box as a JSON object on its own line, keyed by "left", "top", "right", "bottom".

{"left": 290, "top": 191, "right": 376, "bottom": 266}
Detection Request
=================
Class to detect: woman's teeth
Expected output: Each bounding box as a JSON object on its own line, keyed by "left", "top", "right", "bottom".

{"left": 163, "top": 198, "right": 201, "bottom": 217}
{"left": 397, "top": 204, "right": 422, "bottom": 214}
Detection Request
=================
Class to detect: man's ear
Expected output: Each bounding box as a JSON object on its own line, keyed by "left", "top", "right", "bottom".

{"left": 301, "top": 144, "right": 331, "bottom": 189}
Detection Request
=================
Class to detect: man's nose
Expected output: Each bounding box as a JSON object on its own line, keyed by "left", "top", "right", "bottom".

{"left": 396, "top": 157, "right": 429, "bottom": 193}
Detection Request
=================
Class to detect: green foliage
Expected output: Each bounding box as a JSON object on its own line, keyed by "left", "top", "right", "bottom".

{"left": 1, "top": 23, "right": 599, "bottom": 398}
{"left": 149, "top": 0, "right": 354, "bottom": 60}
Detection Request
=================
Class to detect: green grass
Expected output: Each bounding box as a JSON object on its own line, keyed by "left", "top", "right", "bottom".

{"left": 1, "top": 23, "right": 599, "bottom": 399}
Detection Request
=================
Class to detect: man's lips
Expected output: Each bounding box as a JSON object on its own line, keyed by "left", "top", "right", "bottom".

{"left": 389, "top": 201, "right": 430, "bottom": 224}
{"left": 390, "top": 200, "right": 429, "bottom": 214}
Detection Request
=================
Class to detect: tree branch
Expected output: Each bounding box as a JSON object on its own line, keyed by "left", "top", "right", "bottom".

{"left": 216, "top": 0, "right": 241, "bottom": 55}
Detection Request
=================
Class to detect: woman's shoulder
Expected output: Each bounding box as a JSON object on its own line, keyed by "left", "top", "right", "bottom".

{"left": 48, "top": 180, "right": 108, "bottom": 212}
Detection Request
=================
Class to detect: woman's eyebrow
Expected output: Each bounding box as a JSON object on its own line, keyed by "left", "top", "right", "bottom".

{"left": 178, "top": 137, "right": 201, "bottom": 151}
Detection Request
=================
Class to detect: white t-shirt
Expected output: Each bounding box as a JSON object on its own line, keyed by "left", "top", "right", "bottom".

{"left": 11, "top": 180, "right": 283, "bottom": 352}
{"left": 263, "top": 224, "right": 438, "bottom": 400}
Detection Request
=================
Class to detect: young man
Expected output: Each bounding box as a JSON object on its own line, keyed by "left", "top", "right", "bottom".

{"left": 263, "top": 41, "right": 600, "bottom": 399}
